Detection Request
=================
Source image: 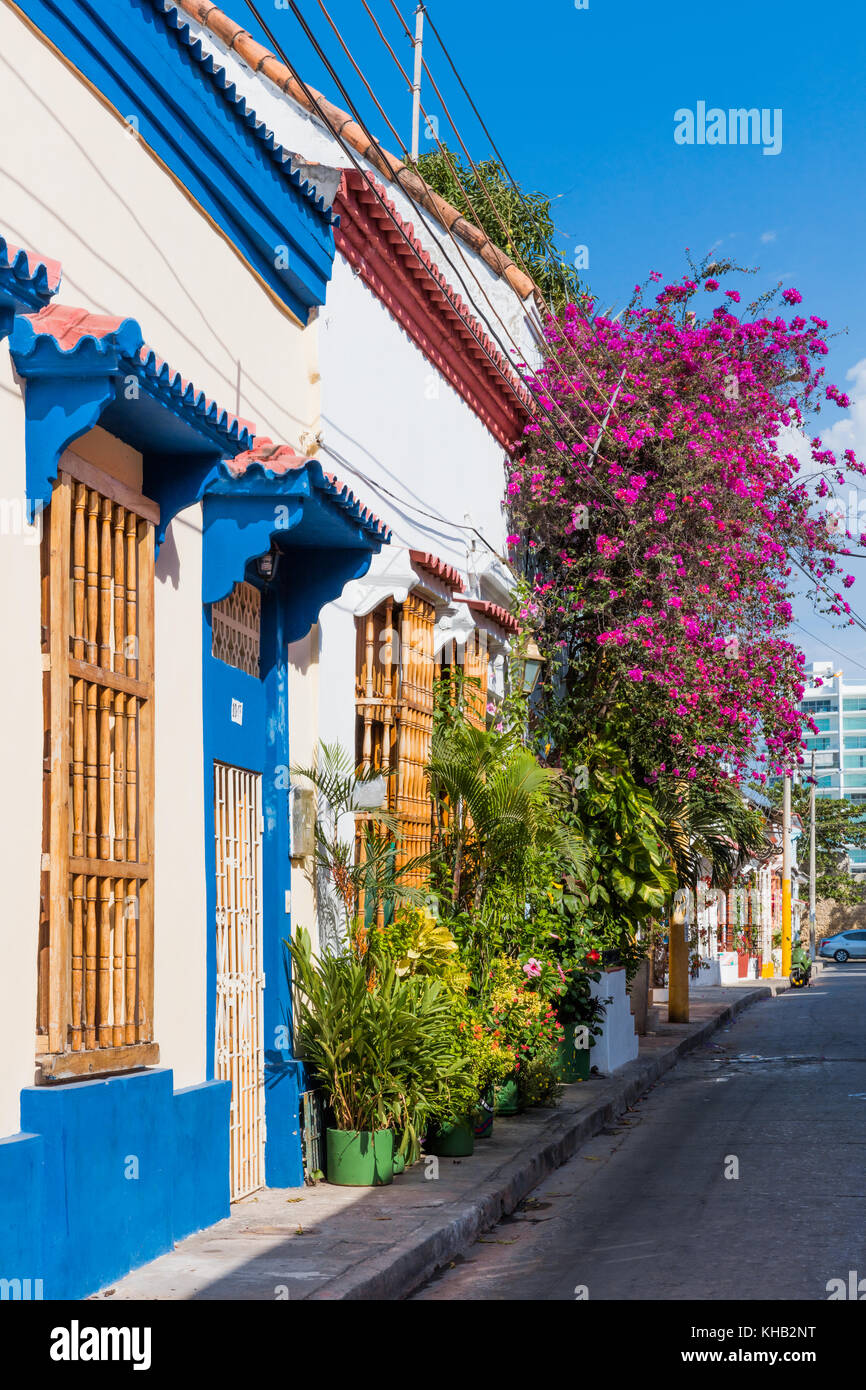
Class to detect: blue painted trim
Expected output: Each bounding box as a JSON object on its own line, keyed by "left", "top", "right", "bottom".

{"left": 9, "top": 311, "right": 254, "bottom": 523}
{"left": 15, "top": 0, "right": 336, "bottom": 318}
{"left": 0, "top": 235, "right": 60, "bottom": 338}
{"left": 199, "top": 476, "right": 386, "bottom": 1185}
{"left": 0, "top": 1133, "right": 45, "bottom": 1288}
{"left": 11, "top": 1069, "right": 229, "bottom": 1299}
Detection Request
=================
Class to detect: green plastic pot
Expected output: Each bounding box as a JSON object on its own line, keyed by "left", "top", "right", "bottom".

{"left": 392, "top": 1150, "right": 406, "bottom": 1176}
{"left": 326, "top": 1128, "right": 394, "bottom": 1187}
{"left": 494, "top": 1076, "right": 520, "bottom": 1115}
{"left": 473, "top": 1087, "right": 494, "bottom": 1139}
{"left": 426, "top": 1118, "right": 475, "bottom": 1157}
{"left": 555, "top": 1024, "right": 591, "bottom": 1083}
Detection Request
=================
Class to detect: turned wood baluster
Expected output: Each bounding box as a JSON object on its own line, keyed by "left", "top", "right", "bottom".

{"left": 125, "top": 513, "right": 138, "bottom": 862}
{"left": 70, "top": 486, "right": 87, "bottom": 1047}
{"left": 98, "top": 876, "right": 112, "bottom": 1046}
{"left": 113, "top": 878, "right": 125, "bottom": 1047}
{"left": 84, "top": 874, "right": 97, "bottom": 1049}
{"left": 113, "top": 505, "right": 127, "bottom": 860}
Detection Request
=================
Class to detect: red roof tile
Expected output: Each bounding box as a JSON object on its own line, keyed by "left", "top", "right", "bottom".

{"left": 27, "top": 303, "right": 127, "bottom": 350}
{"left": 454, "top": 595, "right": 519, "bottom": 635}
{"left": 409, "top": 550, "right": 465, "bottom": 593}
{"left": 229, "top": 438, "right": 391, "bottom": 540}
{"left": 1, "top": 239, "right": 62, "bottom": 295}
{"left": 174, "top": 1, "right": 538, "bottom": 302}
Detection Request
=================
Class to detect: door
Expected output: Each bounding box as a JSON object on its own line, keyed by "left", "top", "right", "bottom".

{"left": 214, "top": 762, "right": 266, "bottom": 1200}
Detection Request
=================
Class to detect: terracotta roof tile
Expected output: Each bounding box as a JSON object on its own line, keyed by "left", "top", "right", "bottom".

{"left": 174, "top": 0, "right": 537, "bottom": 302}
{"left": 229, "top": 438, "right": 391, "bottom": 541}
{"left": 26, "top": 303, "right": 128, "bottom": 350}
{"left": 0, "top": 236, "right": 63, "bottom": 299}
{"left": 409, "top": 550, "right": 465, "bottom": 593}
{"left": 454, "top": 595, "right": 519, "bottom": 635}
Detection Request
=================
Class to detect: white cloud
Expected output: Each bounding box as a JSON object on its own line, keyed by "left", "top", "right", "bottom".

{"left": 760, "top": 230, "right": 777, "bottom": 243}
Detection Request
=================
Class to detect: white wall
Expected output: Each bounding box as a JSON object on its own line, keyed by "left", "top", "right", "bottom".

{"left": 0, "top": 353, "right": 43, "bottom": 1133}
{"left": 0, "top": 5, "right": 319, "bottom": 452}
{"left": 314, "top": 254, "right": 514, "bottom": 755}
{"left": 153, "top": 503, "right": 206, "bottom": 1086}
{"left": 0, "top": 6, "right": 319, "bottom": 1120}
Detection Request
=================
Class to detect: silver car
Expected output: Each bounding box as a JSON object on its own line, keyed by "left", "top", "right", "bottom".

{"left": 818, "top": 930, "right": 866, "bottom": 963}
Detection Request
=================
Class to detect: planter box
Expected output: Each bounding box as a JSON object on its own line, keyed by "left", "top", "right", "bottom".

{"left": 588, "top": 967, "right": 639, "bottom": 1075}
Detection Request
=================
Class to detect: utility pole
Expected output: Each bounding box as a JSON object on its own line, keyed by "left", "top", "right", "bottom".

{"left": 782, "top": 773, "right": 792, "bottom": 978}
{"left": 410, "top": 4, "right": 425, "bottom": 162}
{"left": 809, "top": 752, "right": 816, "bottom": 959}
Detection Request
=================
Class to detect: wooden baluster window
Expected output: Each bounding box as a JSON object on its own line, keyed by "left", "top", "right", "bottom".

{"left": 37, "top": 458, "right": 159, "bottom": 1079}
{"left": 354, "top": 594, "right": 437, "bottom": 902}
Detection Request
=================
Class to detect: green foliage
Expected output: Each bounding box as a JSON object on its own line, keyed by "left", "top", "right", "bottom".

{"left": 291, "top": 741, "right": 430, "bottom": 933}
{"left": 416, "top": 145, "right": 582, "bottom": 311}
{"left": 767, "top": 784, "right": 866, "bottom": 905}
{"left": 372, "top": 906, "right": 515, "bottom": 1104}
{"left": 564, "top": 738, "right": 677, "bottom": 939}
{"left": 428, "top": 716, "right": 587, "bottom": 913}
{"left": 287, "top": 926, "right": 476, "bottom": 1150}
{"left": 652, "top": 777, "right": 773, "bottom": 891}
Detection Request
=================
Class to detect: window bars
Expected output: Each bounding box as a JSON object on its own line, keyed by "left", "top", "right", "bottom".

{"left": 37, "top": 462, "right": 157, "bottom": 1077}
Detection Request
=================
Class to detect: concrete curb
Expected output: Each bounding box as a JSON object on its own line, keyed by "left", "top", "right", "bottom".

{"left": 310, "top": 985, "right": 777, "bottom": 1300}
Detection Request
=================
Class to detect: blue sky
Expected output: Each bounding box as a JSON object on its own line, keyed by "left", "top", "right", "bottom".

{"left": 244, "top": 0, "right": 866, "bottom": 679}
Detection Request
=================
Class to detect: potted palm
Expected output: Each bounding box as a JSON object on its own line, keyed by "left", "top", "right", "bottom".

{"left": 289, "top": 925, "right": 475, "bottom": 1184}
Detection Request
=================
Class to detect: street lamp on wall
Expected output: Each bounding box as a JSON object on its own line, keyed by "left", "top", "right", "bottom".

{"left": 512, "top": 638, "right": 545, "bottom": 696}
{"left": 255, "top": 544, "right": 281, "bottom": 585}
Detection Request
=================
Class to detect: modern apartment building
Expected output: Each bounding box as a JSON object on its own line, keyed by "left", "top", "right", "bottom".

{"left": 800, "top": 661, "right": 866, "bottom": 871}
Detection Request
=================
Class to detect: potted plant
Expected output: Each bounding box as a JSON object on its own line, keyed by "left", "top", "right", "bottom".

{"left": 487, "top": 957, "right": 564, "bottom": 1113}
{"left": 553, "top": 965, "right": 608, "bottom": 1082}
{"left": 288, "top": 925, "right": 474, "bottom": 1185}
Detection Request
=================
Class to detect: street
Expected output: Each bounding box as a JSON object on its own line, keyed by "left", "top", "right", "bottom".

{"left": 413, "top": 963, "right": 866, "bottom": 1301}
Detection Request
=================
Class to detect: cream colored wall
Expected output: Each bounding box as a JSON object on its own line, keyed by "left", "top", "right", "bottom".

{"left": 0, "top": 5, "right": 328, "bottom": 1120}
{"left": 0, "top": 354, "right": 42, "bottom": 1133}
{"left": 0, "top": 3, "right": 320, "bottom": 452}
{"left": 153, "top": 502, "right": 206, "bottom": 1087}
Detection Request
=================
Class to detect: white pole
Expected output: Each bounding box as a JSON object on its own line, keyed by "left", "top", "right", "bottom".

{"left": 411, "top": 5, "right": 425, "bottom": 162}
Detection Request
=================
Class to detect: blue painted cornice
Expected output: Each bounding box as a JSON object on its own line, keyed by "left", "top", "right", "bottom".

{"left": 199, "top": 458, "right": 389, "bottom": 606}
{"left": 14, "top": 0, "right": 337, "bottom": 318}
{"left": 0, "top": 235, "right": 61, "bottom": 338}
{"left": 9, "top": 309, "right": 254, "bottom": 522}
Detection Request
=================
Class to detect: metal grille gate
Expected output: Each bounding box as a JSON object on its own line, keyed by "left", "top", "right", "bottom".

{"left": 214, "top": 763, "right": 265, "bottom": 1200}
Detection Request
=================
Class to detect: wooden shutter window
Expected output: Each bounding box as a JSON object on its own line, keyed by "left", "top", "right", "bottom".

{"left": 354, "top": 593, "right": 437, "bottom": 898}
{"left": 434, "top": 631, "right": 490, "bottom": 730}
{"left": 37, "top": 460, "right": 158, "bottom": 1079}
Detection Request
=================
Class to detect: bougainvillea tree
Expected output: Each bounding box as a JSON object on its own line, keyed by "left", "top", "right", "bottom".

{"left": 508, "top": 259, "right": 865, "bottom": 784}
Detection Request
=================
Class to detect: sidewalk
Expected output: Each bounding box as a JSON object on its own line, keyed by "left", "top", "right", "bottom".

{"left": 92, "top": 982, "right": 785, "bottom": 1302}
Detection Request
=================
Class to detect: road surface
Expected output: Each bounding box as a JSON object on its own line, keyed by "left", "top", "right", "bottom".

{"left": 412, "top": 962, "right": 866, "bottom": 1300}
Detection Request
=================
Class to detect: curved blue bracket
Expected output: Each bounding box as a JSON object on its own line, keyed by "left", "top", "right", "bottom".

{"left": 202, "top": 493, "right": 304, "bottom": 605}
{"left": 10, "top": 314, "right": 143, "bottom": 514}
{"left": 280, "top": 548, "right": 376, "bottom": 645}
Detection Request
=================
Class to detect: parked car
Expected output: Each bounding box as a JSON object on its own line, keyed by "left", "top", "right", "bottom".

{"left": 818, "top": 930, "right": 866, "bottom": 963}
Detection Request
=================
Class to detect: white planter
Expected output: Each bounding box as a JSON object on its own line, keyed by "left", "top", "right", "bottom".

{"left": 589, "top": 967, "right": 639, "bottom": 1075}
{"left": 718, "top": 951, "right": 739, "bottom": 985}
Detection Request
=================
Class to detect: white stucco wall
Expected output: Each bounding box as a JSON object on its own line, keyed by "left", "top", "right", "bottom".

{"left": 0, "top": 7, "right": 321, "bottom": 1124}
{"left": 0, "top": 4, "right": 319, "bottom": 451}
{"left": 153, "top": 502, "right": 206, "bottom": 1087}
{"left": 0, "top": 353, "right": 43, "bottom": 1134}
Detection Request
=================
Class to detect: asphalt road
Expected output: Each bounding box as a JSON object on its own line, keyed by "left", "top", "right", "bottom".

{"left": 412, "top": 962, "right": 866, "bottom": 1301}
